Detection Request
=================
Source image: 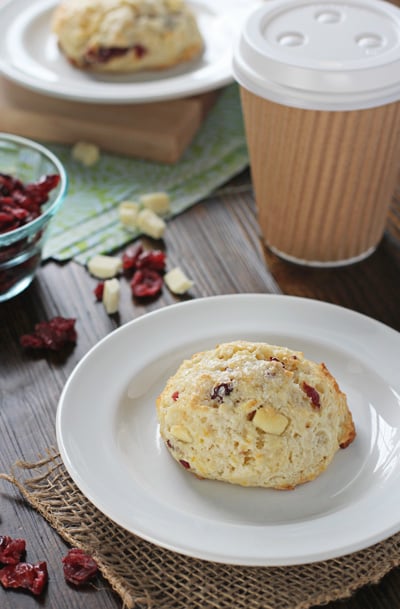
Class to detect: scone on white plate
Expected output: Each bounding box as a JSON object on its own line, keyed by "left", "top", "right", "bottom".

{"left": 52, "top": 0, "right": 204, "bottom": 72}
{"left": 156, "top": 341, "right": 356, "bottom": 489}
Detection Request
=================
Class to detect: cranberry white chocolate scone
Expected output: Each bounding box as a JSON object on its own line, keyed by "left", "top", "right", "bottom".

{"left": 156, "top": 341, "right": 356, "bottom": 489}
{"left": 51, "top": 0, "right": 204, "bottom": 72}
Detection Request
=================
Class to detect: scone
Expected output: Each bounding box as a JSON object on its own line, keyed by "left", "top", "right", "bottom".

{"left": 156, "top": 341, "right": 356, "bottom": 489}
{"left": 52, "top": 0, "right": 204, "bottom": 72}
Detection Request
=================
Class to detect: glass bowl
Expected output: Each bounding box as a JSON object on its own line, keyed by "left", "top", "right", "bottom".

{"left": 0, "top": 133, "right": 68, "bottom": 302}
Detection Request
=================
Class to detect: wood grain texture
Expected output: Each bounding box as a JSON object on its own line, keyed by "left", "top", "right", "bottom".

{"left": 0, "top": 168, "right": 399, "bottom": 608}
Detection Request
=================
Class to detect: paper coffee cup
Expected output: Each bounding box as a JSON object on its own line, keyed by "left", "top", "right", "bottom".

{"left": 233, "top": 0, "right": 400, "bottom": 266}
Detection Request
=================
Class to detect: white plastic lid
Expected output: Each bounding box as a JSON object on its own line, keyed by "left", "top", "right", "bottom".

{"left": 233, "top": 0, "right": 400, "bottom": 110}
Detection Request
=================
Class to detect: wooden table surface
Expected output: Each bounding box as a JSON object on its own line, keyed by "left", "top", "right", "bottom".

{"left": 0, "top": 167, "right": 399, "bottom": 609}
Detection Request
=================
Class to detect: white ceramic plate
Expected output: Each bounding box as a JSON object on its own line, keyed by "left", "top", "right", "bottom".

{"left": 56, "top": 294, "right": 400, "bottom": 566}
{"left": 0, "top": 0, "right": 256, "bottom": 104}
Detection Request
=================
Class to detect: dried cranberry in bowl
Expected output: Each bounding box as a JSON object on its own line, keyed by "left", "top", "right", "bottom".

{"left": 0, "top": 133, "right": 68, "bottom": 302}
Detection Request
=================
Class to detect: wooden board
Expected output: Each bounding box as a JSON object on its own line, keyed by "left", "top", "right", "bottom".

{"left": 0, "top": 76, "right": 218, "bottom": 163}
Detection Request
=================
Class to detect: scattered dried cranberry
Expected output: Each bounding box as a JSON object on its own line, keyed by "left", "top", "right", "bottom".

{"left": 302, "top": 382, "right": 321, "bottom": 409}
{"left": 171, "top": 391, "right": 179, "bottom": 401}
{"left": 0, "top": 561, "right": 48, "bottom": 596}
{"left": 62, "top": 548, "right": 98, "bottom": 586}
{"left": 179, "top": 460, "right": 191, "bottom": 470}
{"left": 20, "top": 317, "right": 77, "bottom": 351}
{"left": 130, "top": 268, "right": 163, "bottom": 298}
{"left": 122, "top": 243, "right": 166, "bottom": 273}
{"left": 122, "top": 242, "right": 143, "bottom": 271}
{"left": 211, "top": 382, "right": 234, "bottom": 402}
{"left": 136, "top": 249, "right": 166, "bottom": 272}
{"left": 107, "top": 242, "right": 167, "bottom": 303}
{"left": 94, "top": 281, "right": 104, "bottom": 301}
{"left": 0, "top": 536, "right": 26, "bottom": 565}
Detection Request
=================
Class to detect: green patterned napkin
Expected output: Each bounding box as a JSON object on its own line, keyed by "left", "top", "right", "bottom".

{"left": 42, "top": 84, "right": 249, "bottom": 265}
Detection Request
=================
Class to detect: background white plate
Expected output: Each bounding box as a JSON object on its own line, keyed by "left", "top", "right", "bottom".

{"left": 56, "top": 294, "right": 400, "bottom": 565}
{"left": 0, "top": 0, "right": 256, "bottom": 103}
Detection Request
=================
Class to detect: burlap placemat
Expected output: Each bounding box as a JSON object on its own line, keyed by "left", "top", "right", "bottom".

{"left": 1, "top": 448, "right": 400, "bottom": 609}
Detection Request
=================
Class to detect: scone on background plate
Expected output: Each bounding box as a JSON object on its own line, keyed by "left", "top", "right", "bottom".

{"left": 156, "top": 341, "right": 356, "bottom": 489}
{"left": 52, "top": 0, "right": 204, "bottom": 73}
